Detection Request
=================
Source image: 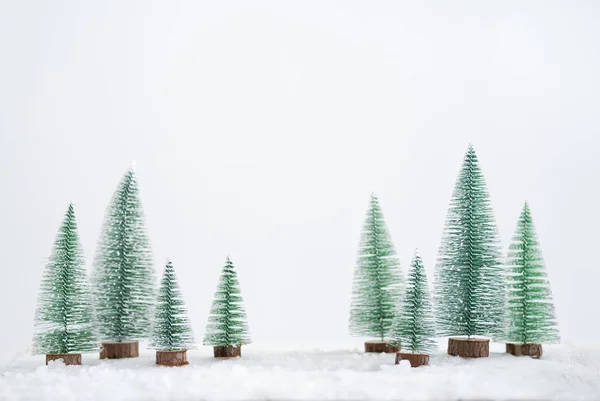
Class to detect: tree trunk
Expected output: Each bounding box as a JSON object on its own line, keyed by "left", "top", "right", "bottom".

{"left": 395, "top": 352, "right": 429, "bottom": 368}
{"left": 447, "top": 337, "right": 489, "bottom": 358}
{"left": 506, "top": 343, "right": 543, "bottom": 358}
{"left": 214, "top": 345, "right": 242, "bottom": 358}
{"left": 156, "top": 350, "right": 188, "bottom": 366}
{"left": 100, "top": 341, "right": 139, "bottom": 359}
{"left": 46, "top": 353, "right": 82, "bottom": 366}
{"left": 364, "top": 341, "right": 400, "bottom": 353}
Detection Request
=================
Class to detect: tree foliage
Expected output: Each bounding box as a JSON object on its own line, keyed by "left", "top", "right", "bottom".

{"left": 349, "top": 193, "right": 403, "bottom": 340}
{"left": 433, "top": 145, "right": 505, "bottom": 338}
{"left": 504, "top": 203, "right": 560, "bottom": 344}
{"left": 92, "top": 168, "right": 155, "bottom": 341}
{"left": 390, "top": 251, "right": 437, "bottom": 354}
{"left": 150, "top": 261, "right": 195, "bottom": 351}
{"left": 33, "top": 204, "right": 97, "bottom": 354}
{"left": 203, "top": 257, "right": 251, "bottom": 347}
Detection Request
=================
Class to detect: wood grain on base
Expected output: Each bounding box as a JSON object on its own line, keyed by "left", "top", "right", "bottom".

{"left": 447, "top": 337, "right": 489, "bottom": 358}
{"left": 395, "top": 352, "right": 429, "bottom": 367}
{"left": 100, "top": 341, "right": 139, "bottom": 359}
{"left": 214, "top": 345, "right": 242, "bottom": 358}
{"left": 506, "top": 343, "right": 543, "bottom": 358}
{"left": 156, "top": 350, "right": 189, "bottom": 366}
{"left": 46, "top": 353, "right": 82, "bottom": 365}
{"left": 364, "top": 341, "right": 400, "bottom": 353}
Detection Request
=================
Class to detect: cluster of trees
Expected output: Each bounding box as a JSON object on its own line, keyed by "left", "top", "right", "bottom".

{"left": 349, "top": 145, "right": 559, "bottom": 363}
{"left": 33, "top": 144, "right": 560, "bottom": 367}
{"left": 33, "top": 168, "right": 251, "bottom": 365}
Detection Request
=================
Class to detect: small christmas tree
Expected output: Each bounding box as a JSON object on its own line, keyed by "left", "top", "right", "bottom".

{"left": 151, "top": 261, "right": 194, "bottom": 366}
{"left": 433, "top": 145, "right": 505, "bottom": 357}
{"left": 391, "top": 251, "right": 436, "bottom": 367}
{"left": 504, "top": 202, "right": 559, "bottom": 358}
{"left": 204, "top": 257, "right": 251, "bottom": 358}
{"left": 33, "top": 204, "right": 97, "bottom": 365}
{"left": 92, "top": 167, "right": 155, "bottom": 358}
{"left": 349, "top": 193, "right": 403, "bottom": 352}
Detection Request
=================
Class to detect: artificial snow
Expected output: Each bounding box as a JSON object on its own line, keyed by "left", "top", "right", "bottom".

{"left": 1, "top": 342, "right": 599, "bottom": 401}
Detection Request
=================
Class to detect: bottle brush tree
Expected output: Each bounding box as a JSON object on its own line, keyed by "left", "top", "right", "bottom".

{"left": 349, "top": 193, "right": 404, "bottom": 352}
{"left": 433, "top": 144, "right": 505, "bottom": 358}
{"left": 151, "top": 260, "right": 195, "bottom": 366}
{"left": 504, "top": 202, "right": 559, "bottom": 358}
{"left": 33, "top": 204, "right": 97, "bottom": 365}
{"left": 92, "top": 167, "right": 155, "bottom": 358}
{"left": 204, "top": 257, "right": 251, "bottom": 358}
{"left": 391, "top": 251, "right": 436, "bottom": 367}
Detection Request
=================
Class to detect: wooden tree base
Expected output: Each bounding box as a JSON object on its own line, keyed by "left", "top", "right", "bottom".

{"left": 214, "top": 345, "right": 242, "bottom": 358}
{"left": 46, "top": 353, "right": 82, "bottom": 366}
{"left": 395, "top": 352, "right": 429, "bottom": 368}
{"left": 156, "top": 350, "right": 189, "bottom": 366}
{"left": 506, "top": 343, "right": 543, "bottom": 358}
{"left": 364, "top": 341, "right": 400, "bottom": 353}
{"left": 100, "top": 341, "right": 139, "bottom": 359}
{"left": 448, "top": 337, "right": 489, "bottom": 358}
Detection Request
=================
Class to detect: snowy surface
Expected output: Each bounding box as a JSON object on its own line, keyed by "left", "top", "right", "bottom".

{"left": 1, "top": 342, "right": 599, "bottom": 401}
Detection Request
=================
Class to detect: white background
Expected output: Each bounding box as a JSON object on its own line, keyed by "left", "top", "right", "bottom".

{"left": 0, "top": 0, "right": 598, "bottom": 365}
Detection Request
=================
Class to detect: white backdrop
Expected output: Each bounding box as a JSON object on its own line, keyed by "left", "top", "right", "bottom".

{"left": 1, "top": 0, "right": 599, "bottom": 365}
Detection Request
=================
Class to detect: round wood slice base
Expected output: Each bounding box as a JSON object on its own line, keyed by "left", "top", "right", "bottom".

{"left": 100, "top": 341, "right": 139, "bottom": 359}
{"left": 506, "top": 343, "right": 543, "bottom": 359}
{"left": 395, "top": 352, "right": 429, "bottom": 368}
{"left": 46, "top": 353, "right": 82, "bottom": 366}
{"left": 447, "top": 337, "right": 490, "bottom": 358}
{"left": 364, "top": 341, "right": 400, "bottom": 353}
{"left": 156, "top": 350, "right": 189, "bottom": 366}
{"left": 214, "top": 345, "right": 242, "bottom": 358}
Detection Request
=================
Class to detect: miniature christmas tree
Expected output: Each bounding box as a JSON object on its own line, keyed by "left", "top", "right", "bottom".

{"left": 504, "top": 202, "right": 559, "bottom": 358}
{"left": 433, "top": 145, "right": 504, "bottom": 357}
{"left": 391, "top": 251, "right": 436, "bottom": 367}
{"left": 151, "top": 260, "right": 194, "bottom": 366}
{"left": 349, "top": 193, "right": 403, "bottom": 352}
{"left": 92, "top": 167, "right": 155, "bottom": 358}
{"left": 204, "top": 257, "right": 251, "bottom": 357}
{"left": 33, "top": 204, "right": 97, "bottom": 365}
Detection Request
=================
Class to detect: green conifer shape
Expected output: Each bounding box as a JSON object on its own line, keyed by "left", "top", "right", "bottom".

{"left": 150, "top": 261, "right": 195, "bottom": 351}
{"left": 433, "top": 145, "right": 505, "bottom": 338}
{"left": 504, "top": 203, "right": 560, "bottom": 344}
{"left": 33, "top": 204, "right": 97, "bottom": 354}
{"left": 203, "top": 257, "right": 251, "bottom": 347}
{"left": 92, "top": 168, "right": 155, "bottom": 342}
{"left": 390, "top": 251, "right": 437, "bottom": 354}
{"left": 349, "top": 194, "right": 403, "bottom": 340}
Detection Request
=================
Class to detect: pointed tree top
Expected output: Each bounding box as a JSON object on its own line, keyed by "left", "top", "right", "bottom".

{"left": 131, "top": 160, "right": 137, "bottom": 171}
{"left": 66, "top": 203, "right": 75, "bottom": 214}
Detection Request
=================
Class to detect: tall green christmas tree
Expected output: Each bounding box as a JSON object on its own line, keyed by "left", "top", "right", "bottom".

{"left": 92, "top": 167, "right": 155, "bottom": 342}
{"left": 433, "top": 145, "right": 505, "bottom": 338}
{"left": 33, "top": 204, "right": 97, "bottom": 355}
{"left": 150, "top": 261, "right": 195, "bottom": 351}
{"left": 349, "top": 194, "right": 403, "bottom": 341}
{"left": 203, "top": 257, "right": 251, "bottom": 347}
{"left": 504, "top": 203, "right": 559, "bottom": 344}
{"left": 390, "top": 251, "right": 437, "bottom": 354}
